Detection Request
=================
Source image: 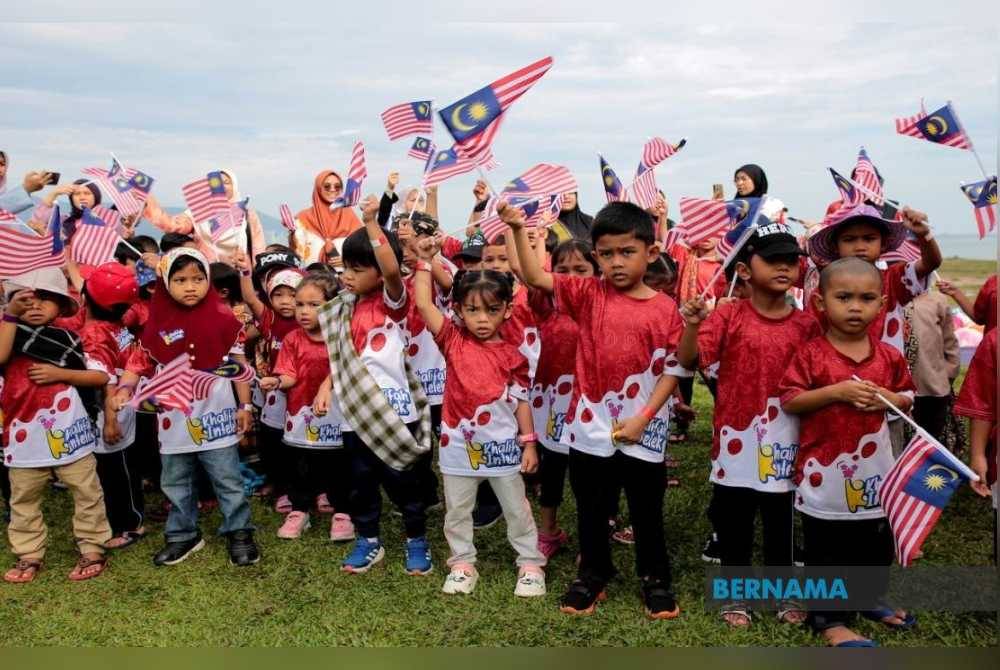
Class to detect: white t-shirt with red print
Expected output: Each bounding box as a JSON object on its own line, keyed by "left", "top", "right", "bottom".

{"left": 500, "top": 286, "right": 540, "bottom": 382}
{"left": 85, "top": 320, "right": 139, "bottom": 455}
{"left": 552, "top": 275, "right": 692, "bottom": 464}
{"left": 403, "top": 270, "right": 453, "bottom": 406}
{"left": 344, "top": 285, "right": 417, "bottom": 430}
{"left": 434, "top": 320, "right": 530, "bottom": 477}
{"left": 697, "top": 300, "right": 822, "bottom": 492}
{"left": 274, "top": 328, "right": 344, "bottom": 448}
{"left": 528, "top": 290, "right": 577, "bottom": 455}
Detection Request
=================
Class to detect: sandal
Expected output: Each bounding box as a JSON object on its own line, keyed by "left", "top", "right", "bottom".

{"left": 777, "top": 601, "right": 807, "bottom": 625}
{"left": 666, "top": 476, "right": 681, "bottom": 487}
{"left": 4, "top": 559, "right": 43, "bottom": 584}
{"left": 105, "top": 529, "right": 147, "bottom": 550}
{"left": 721, "top": 606, "right": 752, "bottom": 628}
{"left": 668, "top": 432, "right": 687, "bottom": 444}
{"left": 68, "top": 554, "right": 108, "bottom": 581}
{"left": 862, "top": 605, "right": 917, "bottom": 630}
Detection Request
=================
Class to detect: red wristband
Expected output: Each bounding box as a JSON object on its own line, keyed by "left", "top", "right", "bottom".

{"left": 415, "top": 260, "right": 433, "bottom": 273}
{"left": 639, "top": 405, "right": 657, "bottom": 422}
{"left": 517, "top": 433, "right": 538, "bottom": 445}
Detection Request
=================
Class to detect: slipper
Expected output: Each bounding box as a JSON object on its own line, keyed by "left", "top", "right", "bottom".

{"left": 68, "top": 554, "right": 107, "bottom": 581}
{"left": 721, "top": 607, "right": 752, "bottom": 628}
{"left": 668, "top": 433, "right": 687, "bottom": 444}
{"left": 105, "top": 530, "right": 147, "bottom": 550}
{"left": 666, "top": 476, "right": 681, "bottom": 487}
{"left": 3, "top": 559, "right": 43, "bottom": 584}
{"left": 834, "top": 638, "right": 878, "bottom": 647}
{"left": 777, "top": 601, "right": 807, "bottom": 625}
{"left": 862, "top": 606, "right": 917, "bottom": 630}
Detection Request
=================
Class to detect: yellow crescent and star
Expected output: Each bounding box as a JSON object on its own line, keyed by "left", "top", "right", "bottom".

{"left": 208, "top": 174, "right": 222, "bottom": 189}
{"left": 417, "top": 102, "right": 429, "bottom": 117}
{"left": 923, "top": 464, "right": 959, "bottom": 491}
{"left": 450, "top": 101, "right": 491, "bottom": 132}
{"left": 924, "top": 115, "right": 949, "bottom": 136}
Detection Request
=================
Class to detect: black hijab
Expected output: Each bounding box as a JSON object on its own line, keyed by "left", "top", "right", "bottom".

{"left": 63, "top": 178, "right": 103, "bottom": 240}
{"left": 557, "top": 192, "right": 594, "bottom": 240}
{"left": 734, "top": 164, "right": 768, "bottom": 198}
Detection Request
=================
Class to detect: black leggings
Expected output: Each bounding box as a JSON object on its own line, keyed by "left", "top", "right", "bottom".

{"left": 712, "top": 484, "right": 794, "bottom": 566}
{"left": 539, "top": 447, "right": 569, "bottom": 509}
{"left": 287, "top": 445, "right": 352, "bottom": 515}
{"left": 95, "top": 447, "right": 146, "bottom": 535}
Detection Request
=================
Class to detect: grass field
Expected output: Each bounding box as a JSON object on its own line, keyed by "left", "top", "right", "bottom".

{"left": 937, "top": 258, "right": 995, "bottom": 299}
{"left": 0, "top": 376, "right": 995, "bottom": 648}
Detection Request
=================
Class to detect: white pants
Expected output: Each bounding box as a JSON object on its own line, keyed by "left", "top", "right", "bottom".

{"left": 442, "top": 472, "right": 545, "bottom": 569}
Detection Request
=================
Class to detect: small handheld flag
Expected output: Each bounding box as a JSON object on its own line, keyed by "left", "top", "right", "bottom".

{"left": 422, "top": 146, "right": 497, "bottom": 188}
{"left": 182, "top": 171, "right": 229, "bottom": 223}
{"left": 72, "top": 206, "right": 123, "bottom": 266}
{"left": 407, "top": 137, "right": 434, "bottom": 161}
{"left": 633, "top": 138, "right": 685, "bottom": 210}
{"left": 853, "top": 147, "right": 883, "bottom": 206}
{"left": 332, "top": 141, "right": 367, "bottom": 209}
{"left": 895, "top": 102, "right": 972, "bottom": 150}
{"left": 599, "top": 155, "right": 626, "bottom": 203}
{"left": 0, "top": 226, "right": 66, "bottom": 278}
{"left": 82, "top": 157, "right": 154, "bottom": 215}
{"left": 830, "top": 167, "right": 862, "bottom": 207}
{"left": 129, "top": 354, "right": 194, "bottom": 416}
{"left": 475, "top": 165, "right": 578, "bottom": 241}
{"left": 279, "top": 204, "right": 296, "bottom": 233}
{"left": 960, "top": 176, "right": 998, "bottom": 239}
{"left": 48, "top": 205, "right": 64, "bottom": 254}
{"left": 381, "top": 101, "right": 433, "bottom": 141}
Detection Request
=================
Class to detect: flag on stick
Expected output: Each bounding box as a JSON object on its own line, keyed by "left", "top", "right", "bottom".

{"left": 632, "top": 138, "right": 685, "bottom": 209}
{"left": 332, "top": 141, "right": 367, "bottom": 208}
{"left": 407, "top": 137, "right": 434, "bottom": 161}
{"left": 960, "top": 176, "right": 998, "bottom": 238}
{"left": 182, "top": 171, "right": 229, "bottom": 223}
{"left": 599, "top": 155, "right": 626, "bottom": 203}
{"left": 71, "top": 207, "right": 123, "bottom": 266}
{"left": 129, "top": 354, "right": 194, "bottom": 415}
{"left": 279, "top": 204, "right": 296, "bottom": 233}
{"left": 894, "top": 102, "right": 973, "bottom": 150}
{"left": 381, "top": 101, "right": 433, "bottom": 140}
{"left": 0, "top": 226, "right": 66, "bottom": 278}
{"left": 853, "top": 147, "right": 883, "bottom": 205}
{"left": 422, "top": 146, "right": 497, "bottom": 188}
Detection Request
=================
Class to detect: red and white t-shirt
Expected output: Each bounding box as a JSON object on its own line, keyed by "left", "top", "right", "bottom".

{"left": 528, "top": 290, "right": 577, "bottom": 455}
{"left": 553, "top": 275, "right": 691, "bottom": 464}
{"left": 435, "top": 320, "right": 530, "bottom": 477}
{"left": 500, "top": 285, "right": 540, "bottom": 381}
{"left": 84, "top": 320, "right": 139, "bottom": 455}
{"left": 972, "top": 274, "right": 998, "bottom": 334}
{"left": 403, "top": 271, "right": 451, "bottom": 406}
{"left": 698, "top": 300, "right": 822, "bottom": 492}
{"left": 274, "top": 328, "right": 344, "bottom": 448}
{"left": 954, "top": 328, "right": 997, "bottom": 489}
{"left": 779, "top": 335, "right": 915, "bottom": 520}
{"left": 257, "top": 307, "right": 299, "bottom": 429}
{"left": 346, "top": 286, "right": 416, "bottom": 429}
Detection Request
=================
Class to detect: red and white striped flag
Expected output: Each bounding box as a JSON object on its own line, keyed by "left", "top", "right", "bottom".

{"left": 632, "top": 138, "right": 685, "bottom": 209}
{"left": 0, "top": 227, "right": 66, "bottom": 278}
{"left": 662, "top": 225, "right": 684, "bottom": 251}
{"left": 678, "top": 197, "right": 732, "bottom": 245}
{"left": 502, "top": 164, "right": 578, "bottom": 199}
{"left": 632, "top": 166, "right": 660, "bottom": 210}
{"left": 129, "top": 354, "right": 194, "bottom": 415}
{"left": 332, "top": 141, "right": 367, "bottom": 208}
{"left": 82, "top": 158, "right": 153, "bottom": 215}
{"left": 853, "top": 148, "right": 883, "bottom": 205}
{"left": 381, "top": 101, "right": 433, "bottom": 141}
{"left": 880, "top": 237, "right": 921, "bottom": 264}
{"left": 71, "top": 207, "right": 123, "bottom": 267}
{"left": 0, "top": 208, "right": 19, "bottom": 223}
{"left": 642, "top": 137, "right": 685, "bottom": 168}
{"left": 422, "top": 146, "right": 497, "bottom": 189}
{"left": 279, "top": 204, "right": 296, "bottom": 233}
{"left": 181, "top": 171, "right": 229, "bottom": 223}
{"left": 407, "top": 137, "right": 434, "bottom": 161}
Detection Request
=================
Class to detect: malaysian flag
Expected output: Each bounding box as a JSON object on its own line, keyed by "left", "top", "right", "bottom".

{"left": 678, "top": 197, "right": 757, "bottom": 245}
{"left": 501, "top": 164, "right": 577, "bottom": 200}
{"left": 881, "top": 232, "right": 921, "bottom": 264}
{"left": 47, "top": 205, "right": 64, "bottom": 254}
{"left": 181, "top": 171, "right": 229, "bottom": 223}
{"left": 662, "top": 225, "right": 684, "bottom": 250}
{"left": 830, "top": 167, "right": 862, "bottom": 206}
{"left": 82, "top": 157, "right": 154, "bottom": 215}
{"left": 894, "top": 102, "right": 973, "bottom": 150}
{"left": 407, "top": 137, "right": 434, "bottom": 161}
{"left": 129, "top": 354, "right": 194, "bottom": 416}
{"left": 422, "top": 145, "right": 497, "bottom": 188}
{"left": 279, "top": 203, "right": 296, "bottom": 233}
{"left": 0, "top": 208, "right": 18, "bottom": 223}
{"left": 332, "top": 141, "right": 367, "bottom": 208}
{"left": 715, "top": 198, "right": 766, "bottom": 259}
{"left": 960, "top": 176, "right": 998, "bottom": 239}
{"left": 191, "top": 358, "right": 257, "bottom": 399}
{"left": 642, "top": 137, "right": 686, "bottom": 167}
{"left": 381, "top": 100, "right": 433, "bottom": 141}
{"left": 71, "top": 207, "right": 123, "bottom": 267}
{"left": 880, "top": 434, "right": 974, "bottom": 567}
{"left": 633, "top": 138, "right": 685, "bottom": 209}
{"left": 0, "top": 227, "right": 66, "bottom": 278}
{"left": 438, "top": 56, "right": 553, "bottom": 161}
{"left": 853, "top": 147, "right": 883, "bottom": 205}
{"left": 599, "top": 154, "right": 626, "bottom": 203}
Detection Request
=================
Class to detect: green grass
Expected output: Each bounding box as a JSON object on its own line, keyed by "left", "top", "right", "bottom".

{"left": 938, "top": 258, "right": 996, "bottom": 299}
{"left": 0, "top": 379, "right": 995, "bottom": 647}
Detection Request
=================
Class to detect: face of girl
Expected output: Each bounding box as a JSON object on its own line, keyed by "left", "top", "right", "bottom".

{"left": 71, "top": 186, "right": 95, "bottom": 210}
{"left": 481, "top": 244, "right": 510, "bottom": 273}
{"left": 404, "top": 189, "right": 419, "bottom": 212}
{"left": 561, "top": 192, "right": 577, "bottom": 211}
{"left": 457, "top": 291, "right": 512, "bottom": 340}
{"left": 167, "top": 263, "right": 210, "bottom": 306}
{"left": 269, "top": 285, "right": 297, "bottom": 318}
{"left": 320, "top": 174, "right": 343, "bottom": 204}
{"left": 553, "top": 249, "right": 595, "bottom": 277}
{"left": 734, "top": 171, "right": 755, "bottom": 196}
{"left": 221, "top": 172, "right": 234, "bottom": 200}
{"left": 18, "top": 291, "right": 64, "bottom": 326}
{"left": 295, "top": 283, "right": 326, "bottom": 332}
{"left": 340, "top": 263, "right": 380, "bottom": 296}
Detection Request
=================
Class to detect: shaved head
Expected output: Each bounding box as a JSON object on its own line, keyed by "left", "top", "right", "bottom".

{"left": 819, "top": 257, "right": 882, "bottom": 294}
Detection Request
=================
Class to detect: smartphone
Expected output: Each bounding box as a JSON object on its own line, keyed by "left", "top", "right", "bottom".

{"left": 712, "top": 183, "right": 724, "bottom": 200}
{"left": 46, "top": 172, "right": 60, "bottom": 185}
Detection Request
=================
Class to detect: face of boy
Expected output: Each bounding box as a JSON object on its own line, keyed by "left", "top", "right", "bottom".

{"left": 815, "top": 271, "right": 884, "bottom": 336}
{"left": 835, "top": 222, "right": 884, "bottom": 263}
{"left": 269, "top": 285, "right": 297, "bottom": 318}
{"left": 340, "top": 263, "right": 380, "bottom": 296}
{"left": 18, "top": 291, "right": 63, "bottom": 326}
{"left": 481, "top": 244, "right": 510, "bottom": 273}
{"left": 167, "top": 263, "right": 210, "bottom": 306}
{"left": 593, "top": 232, "right": 658, "bottom": 291}
{"left": 739, "top": 254, "right": 800, "bottom": 294}
{"left": 457, "top": 291, "right": 512, "bottom": 340}
{"left": 295, "top": 284, "right": 325, "bottom": 331}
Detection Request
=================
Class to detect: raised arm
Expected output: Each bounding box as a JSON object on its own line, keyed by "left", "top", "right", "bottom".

{"left": 141, "top": 193, "right": 194, "bottom": 235}
{"left": 498, "top": 201, "right": 554, "bottom": 294}
{"left": 361, "top": 195, "right": 403, "bottom": 302}
{"left": 413, "top": 238, "right": 445, "bottom": 336}
{"left": 235, "top": 251, "right": 266, "bottom": 318}
{"left": 901, "top": 207, "right": 941, "bottom": 278}
{"left": 937, "top": 279, "right": 978, "bottom": 323}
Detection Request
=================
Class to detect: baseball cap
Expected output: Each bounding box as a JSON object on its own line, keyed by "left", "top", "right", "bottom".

{"left": 456, "top": 231, "right": 486, "bottom": 261}
{"left": 266, "top": 268, "right": 305, "bottom": 295}
{"left": 85, "top": 262, "right": 139, "bottom": 309}
{"left": 254, "top": 250, "right": 300, "bottom": 279}
{"left": 3, "top": 267, "right": 80, "bottom": 316}
{"left": 742, "top": 221, "right": 807, "bottom": 260}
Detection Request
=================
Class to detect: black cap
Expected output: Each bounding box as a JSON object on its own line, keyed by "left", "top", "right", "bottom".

{"left": 254, "top": 250, "right": 301, "bottom": 277}
{"left": 456, "top": 231, "right": 486, "bottom": 261}
{"left": 742, "top": 221, "right": 806, "bottom": 260}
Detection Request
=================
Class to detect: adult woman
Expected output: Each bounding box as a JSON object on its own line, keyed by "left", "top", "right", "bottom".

{"left": 546, "top": 191, "right": 593, "bottom": 249}
{"left": 733, "top": 163, "right": 785, "bottom": 222}
{"left": 26, "top": 179, "right": 103, "bottom": 238}
{"left": 142, "top": 169, "right": 265, "bottom": 265}
{"left": 289, "top": 170, "right": 363, "bottom": 266}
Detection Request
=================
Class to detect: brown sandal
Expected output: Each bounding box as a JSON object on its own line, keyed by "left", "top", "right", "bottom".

{"left": 4, "top": 559, "right": 43, "bottom": 584}
{"left": 68, "top": 554, "right": 107, "bottom": 581}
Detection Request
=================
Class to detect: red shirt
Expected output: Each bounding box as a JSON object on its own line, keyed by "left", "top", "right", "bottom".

{"left": 273, "top": 328, "right": 343, "bottom": 448}
{"left": 779, "top": 335, "right": 915, "bottom": 519}
{"left": 258, "top": 306, "right": 299, "bottom": 372}
{"left": 434, "top": 320, "right": 529, "bottom": 477}
{"left": 500, "top": 285, "right": 540, "bottom": 380}
{"left": 529, "top": 289, "right": 578, "bottom": 453}
{"left": 698, "top": 300, "right": 822, "bottom": 491}
{"left": 973, "top": 274, "right": 998, "bottom": 333}
{"left": 122, "top": 300, "right": 150, "bottom": 337}
{"left": 954, "top": 329, "right": 997, "bottom": 486}
{"left": 553, "top": 274, "right": 689, "bottom": 463}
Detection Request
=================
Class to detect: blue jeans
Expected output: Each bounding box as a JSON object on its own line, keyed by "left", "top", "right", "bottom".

{"left": 160, "top": 446, "right": 253, "bottom": 542}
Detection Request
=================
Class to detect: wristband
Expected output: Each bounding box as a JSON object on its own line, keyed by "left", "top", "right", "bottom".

{"left": 639, "top": 405, "right": 657, "bottom": 422}
{"left": 240, "top": 268, "right": 251, "bottom": 277}
{"left": 369, "top": 233, "right": 387, "bottom": 248}
{"left": 415, "top": 260, "right": 433, "bottom": 273}
{"left": 517, "top": 433, "right": 538, "bottom": 446}
{"left": 2, "top": 313, "right": 18, "bottom": 324}
{"left": 117, "top": 382, "right": 136, "bottom": 392}
{"left": 241, "top": 403, "right": 254, "bottom": 412}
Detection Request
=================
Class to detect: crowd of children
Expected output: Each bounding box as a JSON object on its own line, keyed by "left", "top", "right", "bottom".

{"left": 0, "top": 156, "right": 997, "bottom": 648}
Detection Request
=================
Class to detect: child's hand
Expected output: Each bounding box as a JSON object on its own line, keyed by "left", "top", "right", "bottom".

{"left": 496, "top": 200, "right": 526, "bottom": 230}
{"left": 715, "top": 297, "right": 738, "bottom": 308}
{"left": 472, "top": 179, "right": 489, "bottom": 203}
{"left": 103, "top": 414, "right": 123, "bottom": 445}
{"left": 140, "top": 252, "right": 162, "bottom": 276}
{"left": 520, "top": 442, "right": 539, "bottom": 474}
{"left": 901, "top": 206, "right": 931, "bottom": 238}
{"left": 234, "top": 250, "right": 251, "bottom": 273}
{"left": 415, "top": 237, "right": 437, "bottom": 261}
{"left": 674, "top": 402, "right": 695, "bottom": 423}
{"left": 680, "top": 297, "right": 709, "bottom": 326}
{"left": 613, "top": 414, "right": 650, "bottom": 445}
{"left": 969, "top": 453, "right": 992, "bottom": 497}
{"left": 360, "top": 195, "right": 380, "bottom": 223}
{"left": 27, "top": 363, "right": 65, "bottom": 385}
{"left": 386, "top": 171, "right": 399, "bottom": 192}
{"left": 119, "top": 214, "right": 138, "bottom": 237}
{"left": 236, "top": 408, "right": 253, "bottom": 434}
{"left": 110, "top": 387, "right": 132, "bottom": 412}
{"left": 313, "top": 389, "right": 330, "bottom": 416}
{"left": 648, "top": 193, "right": 667, "bottom": 219}
{"left": 936, "top": 279, "right": 960, "bottom": 298}
{"left": 833, "top": 380, "right": 877, "bottom": 408}
{"left": 258, "top": 376, "right": 280, "bottom": 392}
{"left": 4, "top": 289, "right": 34, "bottom": 318}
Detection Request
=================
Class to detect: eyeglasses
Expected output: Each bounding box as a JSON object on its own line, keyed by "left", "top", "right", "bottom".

{"left": 322, "top": 183, "right": 343, "bottom": 192}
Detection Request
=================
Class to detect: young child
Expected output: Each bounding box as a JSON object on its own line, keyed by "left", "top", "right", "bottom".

{"left": 261, "top": 273, "right": 354, "bottom": 542}
{"left": 938, "top": 273, "right": 997, "bottom": 335}
{"left": 1, "top": 268, "right": 112, "bottom": 582}
{"left": 779, "top": 257, "right": 916, "bottom": 647}
{"left": 114, "top": 248, "right": 259, "bottom": 567}
{"left": 413, "top": 238, "right": 546, "bottom": 596}
{"left": 499, "top": 199, "right": 689, "bottom": 620}
{"left": 315, "top": 195, "right": 433, "bottom": 575}
{"left": 532, "top": 240, "right": 598, "bottom": 559}
{"left": 678, "top": 222, "right": 820, "bottom": 628}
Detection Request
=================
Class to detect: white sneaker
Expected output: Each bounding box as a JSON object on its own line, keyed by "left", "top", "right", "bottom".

{"left": 442, "top": 564, "right": 479, "bottom": 595}
{"left": 514, "top": 568, "right": 546, "bottom": 597}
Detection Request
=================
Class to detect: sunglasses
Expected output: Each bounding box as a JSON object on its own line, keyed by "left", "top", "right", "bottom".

{"left": 322, "top": 183, "right": 344, "bottom": 192}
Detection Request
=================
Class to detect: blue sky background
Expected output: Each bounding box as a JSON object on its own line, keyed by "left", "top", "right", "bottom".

{"left": 1, "top": 6, "right": 997, "bottom": 245}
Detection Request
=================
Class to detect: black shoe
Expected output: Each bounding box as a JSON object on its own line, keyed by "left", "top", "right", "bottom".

{"left": 153, "top": 536, "right": 205, "bottom": 566}
{"left": 472, "top": 503, "right": 502, "bottom": 530}
{"left": 227, "top": 529, "right": 260, "bottom": 566}
{"left": 641, "top": 577, "right": 680, "bottom": 620}
{"left": 701, "top": 532, "right": 721, "bottom": 564}
{"left": 559, "top": 578, "right": 606, "bottom": 615}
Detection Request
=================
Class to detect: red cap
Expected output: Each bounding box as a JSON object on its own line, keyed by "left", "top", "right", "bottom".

{"left": 85, "top": 262, "right": 139, "bottom": 310}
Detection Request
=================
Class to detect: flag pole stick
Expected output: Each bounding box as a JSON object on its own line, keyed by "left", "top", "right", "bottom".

{"left": 725, "top": 271, "right": 739, "bottom": 298}
{"left": 838, "top": 171, "right": 906, "bottom": 210}
{"left": 949, "top": 100, "right": 990, "bottom": 180}
{"left": 850, "top": 375, "right": 979, "bottom": 481}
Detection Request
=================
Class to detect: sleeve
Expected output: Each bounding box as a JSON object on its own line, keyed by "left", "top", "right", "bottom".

{"left": 940, "top": 301, "right": 961, "bottom": 380}
{"left": 662, "top": 304, "right": 693, "bottom": 378}
{"left": 432, "top": 318, "right": 459, "bottom": 354}
{"left": 886, "top": 348, "right": 916, "bottom": 396}
{"left": 377, "top": 191, "right": 398, "bottom": 227}
{"left": 125, "top": 347, "right": 155, "bottom": 378}
{"left": 885, "top": 261, "right": 927, "bottom": 310}
{"left": 779, "top": 347, "right": 815, "bottom": 405}
{"left": 81, "top": 330, "right": 118, "bottom": 379}
{"left": 551, "top": 274, "right": 595, "bottom": 322}
{"left": 272, "top": 334, "right": 297, "bottom": 380}
{"left": 955, "top": 333, "right": 997, "bottom": 423}
{"left": 508, "top": 351, "right": 531, "bottom": 402}
{"left": 972, "top": 275, "right": 996, "bottom": 326}
{"left": 382, "top": 282, "right": 408, "bottom": 323}
{"left": 257, "top": 307, "right": 275, "bottom": 340}
{"left": 440, "top": 236, "right": 463, "bottom": 261}
{"left": 527, "top": 287, "right": 555, "bottom": 321}
{"left": 0, "top": 186, "right": 37, "bottom": 216}
{"left": 141, "top": 193, "right": 194, "bottom": 235}
{"left": 696, "top": 301, "right": 731, "bottom": 370}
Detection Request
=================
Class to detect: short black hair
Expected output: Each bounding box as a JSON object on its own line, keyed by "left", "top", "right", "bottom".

{"left": 210, "top": 262, "right": 242, "bottom": 303}
{"left": 264, "top": 243, "right": 293, "bottom": 254}
{"left": 591, "top": 201, "right": 655, "bottom": 246}
{"left": 341, "top": 226, "right": 403, "bottom": 272}
{"left": 82, "top": 285, "right": 129, "bottom": 322}
{"left": 299, "top": 271, "right": 339, "bottom": 301}
{"left": 113, "top": 235, "right": 159, "bottom": 265}
{"left": 452, "top": 269, "right": 515, "bottom": 307}
{"left": 160, "top": 232, "right": 195, "bottom": 252}
{"left": 818, "top": 257, "right": 883, "bottom": 293}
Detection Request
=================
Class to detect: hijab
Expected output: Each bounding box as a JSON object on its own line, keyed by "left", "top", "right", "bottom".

{"left": 62, "top": 178, "right": 103, "bottom": 240}
{"left": 0, "top": 150, "right": 7, "bottom": 192}
{"left": 295, "top": 170, "right": 362, "bottom": 256}
{"left": 734, "top": 164, "right": 768, "bottom": 199}
{"left": 140, "top": 248, "right": 242, "bottom": 370}
{"left": 557, "top": 192, "right": 594, "bottom": 240}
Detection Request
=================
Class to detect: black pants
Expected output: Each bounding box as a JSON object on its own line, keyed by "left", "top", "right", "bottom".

{"left": 913, "top": 395, "right": 951, "bottom": 444}
{"left": 0, "top": 461, "right": 10, "bottom": 511}
{"left": 801, "top": 513, "right": 893, "bottom": 632}
{"left": 94, "top": 447, "right": 146, "bottom": 535}
{"left": 287, "top": 445, "right": 352, "bottom": 514}
{"left": 569, "top": 449, "right": 671, "bottom": 586}
{"left": 344, "top": 428, "right": 426, "bottom": 539}
{"left": 539, "top": 447, "right": 569, "bottom": 508}
{"left": 134, "top": 411, "right": 161, "bottom": 487}
{"left": 415, "top": 404, "right": 442, "bottom": 507}
{"left": 675, "top": 374, "right": 717, "bottom": 433}
{"left": 258, "top": 424, "right": 288, "bottom": 495}
{"left": 712, "top": 484, "right": 794, "bottom": 566}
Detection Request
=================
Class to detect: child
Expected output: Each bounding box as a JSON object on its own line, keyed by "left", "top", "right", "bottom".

{"left": 532, "top": 240, "right": 598, "bottom": 559}
{"left": 938, "top": 273, "right": 997, "bottom": 335}
{"left": 779, "top": 257, "right": 916, "bottom": 647}
{"left": 906, "top": 290, "right": 960, "bottom": 444}
{"left": 413, "top": 238, "right": 546, "bottom": 596}
{"left": 315, "top": 195, "right": 433, "bottom": 575}
{"left": 499, "top": 199, "right": 689, "bottom": 620}
{"left": 678, "top": 222, "right": 820, "bottom": 627}
{"left": 114, "top": 248, "right": 259, "bottom": 567}
{"left": 1, "top": 268, "right": 112, "bottom": 582}
{"left": 261, "top": 273, "right": 354, "bottom": 541}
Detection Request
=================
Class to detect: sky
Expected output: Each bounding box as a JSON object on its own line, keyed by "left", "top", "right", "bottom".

{"left": 1, "top": 5, "right": 998, "bottom": 244}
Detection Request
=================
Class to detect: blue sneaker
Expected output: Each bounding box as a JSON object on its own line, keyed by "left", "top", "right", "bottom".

{"left": 341, "top": 537, "right": 384, "bottom": 574}
{"left": 404, "top": 536, "right": 433, "bottom": 575}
